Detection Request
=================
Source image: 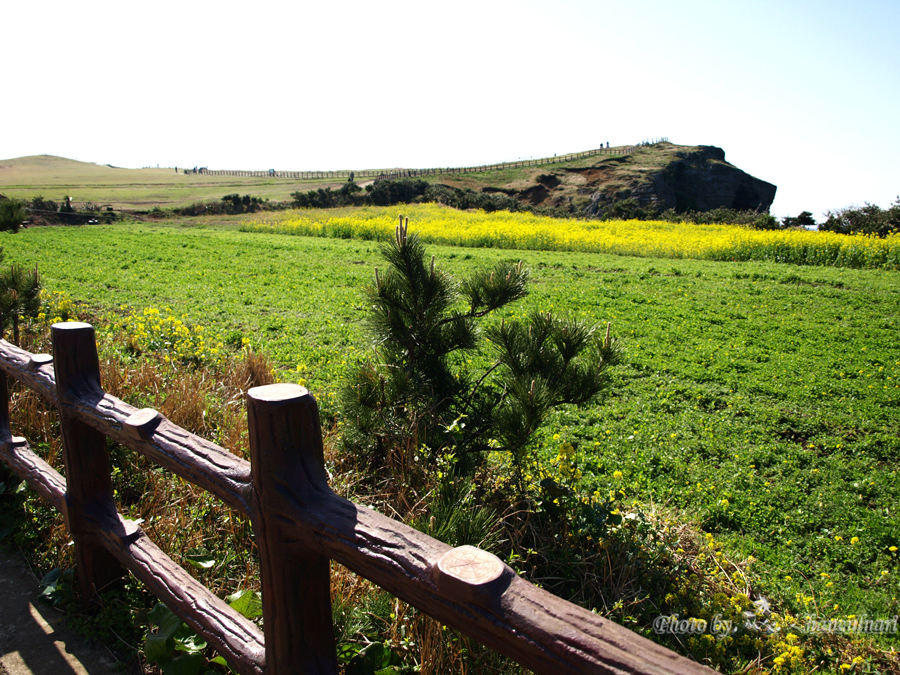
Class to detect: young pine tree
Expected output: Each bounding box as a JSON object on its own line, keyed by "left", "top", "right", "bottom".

{"left": 0, "top": 257, "right": 41, "bottom": 346}
{"left": 343, "top": 217, "right": 621, "bottom": 483}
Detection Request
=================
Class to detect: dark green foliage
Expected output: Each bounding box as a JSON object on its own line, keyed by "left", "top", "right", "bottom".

{"left": 364, "top": 178, "right": 429, "bottom": 207}
{"left": 781, "top": 210, "right": 817, "bottom": 229}
{"left": 487, "top": 313, "right": 621, "bottom": 463}
{"left": 820, "top": 198, "right": 900, "bottom": 237}
{"left": 21, "top": 195, "right": 118, "bottom": 225}
{"left": 291, "top": 182, "right": 363, "bottom": 209}
{"left": 172, "top": 194, "right": 271, "bottom": 217}
{"left": 343, "top": 221, "right": 527, "bottom": 468}
{"left": 28, "top": 195, "right": 60, "bottom": 215}
{"left": 748, "top": 213, "right": 781, "bottom": 230}
{"left": 658, "top": 206, "right": 773, "bottom": 226}
{"left": 220, "top": 193, "right": 266, "bottom": 213}
{"left": 0, "top": 198, "right": 27, "bottom": 233}
{"left": 588, "top": 201, "right": 775, "bottom": 225}
{"left": 412, "top": 465, "right": 501, "bottom": 550}
{"left": 0, "top": 257, "right": 41, "bottom": 345}
{"left": 594, "top": 198, "right": 660, "bottom": 221}
{"left": 422, "top": 183, "right": 529, "bottom": 214}
{"left": 343, "top": 218, "right": 619, "bottom": 480}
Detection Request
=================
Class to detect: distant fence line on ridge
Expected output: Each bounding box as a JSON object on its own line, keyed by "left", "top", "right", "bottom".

{"left": 193, "top": 141, "right": 666, "bottom": 181}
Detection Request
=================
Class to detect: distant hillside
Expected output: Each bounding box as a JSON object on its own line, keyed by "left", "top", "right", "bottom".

{"left": 423, "top": 142, "right": 776, "bottom": 217}
{"left": 0, "top": 155, "right": 325, "bottom": 210}
{"left": 0, "top": 145, "right": 776, "bottom": 217}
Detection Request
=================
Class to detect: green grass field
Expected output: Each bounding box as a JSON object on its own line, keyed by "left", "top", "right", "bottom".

{"left": 3, "top": 215, "right": 899, "bottom": 672}
{"left": 5, "top": 219, "right": 899, "bottom": 623}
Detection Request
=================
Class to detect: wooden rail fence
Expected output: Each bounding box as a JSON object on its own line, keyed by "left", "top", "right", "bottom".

{"left": 0, "top": 322, "right": 710, "bottom": 675}
{"left": 198, "top": 144, "right": 650, "bottom": 181}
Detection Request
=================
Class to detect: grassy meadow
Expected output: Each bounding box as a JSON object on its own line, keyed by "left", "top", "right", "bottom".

{"left": 0, "top": 149, "right": 635, "bottom": 212}
{"left": 0, "top": 155, "right": 352, "bottom": 210}
{"left": 2, "top": 213, "right": 899, "bottom": 673}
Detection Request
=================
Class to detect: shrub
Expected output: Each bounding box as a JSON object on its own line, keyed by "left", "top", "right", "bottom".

{"left": 292, "top": 185, "right": 362, "bottom": 209}
{"left": 595, "top": 198, "right": 660, "bottom": 221}
{"left": 781, "top": 210, "right": 816, "bottom": 229}
{"left": 0, "top": 198, "right": 27, "bottom": 233}
{"left": 364, "top": 179, "right": 429, "bottom": 207}
{"left": 29, "top": 195, "right": 59, "bottom": 216}
{"left": 0, "top": 257, "right": 41, "bottom": 344}
{"left": 342, "top": 217, "right": 621, "bottom": 484}
{"left": 220, "top": 194, "right": 266, "bottom": 214}
{"left": 749, "top": 214, "right": 780, "bottom": 230}
{"left": 820, "top": 199, "right": 900, "bottom": 237}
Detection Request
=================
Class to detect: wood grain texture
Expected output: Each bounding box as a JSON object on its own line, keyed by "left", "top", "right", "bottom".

{"left": 2, "top": 334, "right": 264, "bottom": 675}
{"left": 0, "top": 339, "right": 56, "bottom": 399}
{"left": 89, "top": 509, "right": 266, "bottom": 675}
{"left": 247, "top": 384, "right": 338, "bottom": 675}
{"left": 248, "top": 389, "right": 714, "bottom": 675}
{"left": 1, "top": 333, "right": 712, "bottom": 675}
{"left": 0, "top": 338, "right": 253, "bottom": 515}
{"left": 0, "top": 435, "right": 67, "bottom": 514}
{"left": 52, "top": 322, "right": 124, "bottom": 601}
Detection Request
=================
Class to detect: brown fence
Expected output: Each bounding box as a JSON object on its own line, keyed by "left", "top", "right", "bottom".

{"left": 198, "top": 144, "right": 652, "bottom": 181}
{"left": 0, "top": 322, "right": 709, "bottom": 675}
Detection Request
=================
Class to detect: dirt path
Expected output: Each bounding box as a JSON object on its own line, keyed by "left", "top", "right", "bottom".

{"left": 0, "top": 552, "right": 135, "bottom": 675}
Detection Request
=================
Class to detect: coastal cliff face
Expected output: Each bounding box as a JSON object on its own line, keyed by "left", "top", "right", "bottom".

{"left": 582, "top": 145, "right": 777, "bottom": 216}
{"left": 465, "top": 142, "right": 776, "bottom": 217}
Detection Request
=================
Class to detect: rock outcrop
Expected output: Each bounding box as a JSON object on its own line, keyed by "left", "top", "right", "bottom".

{"left": 582, "top": 145, "right": 776, "bottom": 216}
{"left": 459, "top": 142, "right": 775, "bottom": 218}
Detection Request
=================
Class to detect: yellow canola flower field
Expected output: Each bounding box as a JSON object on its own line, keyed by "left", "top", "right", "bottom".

{"left": 241, "top": 204, "right": 900, "bottom": 270}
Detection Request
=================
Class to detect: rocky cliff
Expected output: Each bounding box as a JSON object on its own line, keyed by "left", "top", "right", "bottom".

{"left": 582, "top": 145, "right": 776, "bottom": 216}
{"left": 452, "top": 142, "right": 777, "bottom": 218}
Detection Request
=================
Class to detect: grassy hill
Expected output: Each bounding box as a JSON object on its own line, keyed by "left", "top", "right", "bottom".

{"left": 0, "top": 155, "right": 339, "bottom": 210}
{"left": 1, "top": 143, "right": 776, "bottom": 218}
{"left": 0, "top": 145, "right": 657, "bottom": 212}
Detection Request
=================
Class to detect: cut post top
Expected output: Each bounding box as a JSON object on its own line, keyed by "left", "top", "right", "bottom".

{"left": 51, "top": 321, "right": 93, "bottom": 331}
{"left": 248, "top": 383, "right": 310, "bottom": 402}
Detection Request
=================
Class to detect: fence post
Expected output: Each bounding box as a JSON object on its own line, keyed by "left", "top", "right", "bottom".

{"left": 51, "top": 322, "right": 123, "bottom": 604}
{"left": 247, "top": 383, "right": 338, "bottom": 675}
{"left": 0, "top": 366, "right": 8, "bottom": 438}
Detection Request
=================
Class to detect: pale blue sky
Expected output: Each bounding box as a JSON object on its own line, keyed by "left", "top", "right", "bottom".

{"left": 3, "top": 0, "right": 897, "bottom": 220}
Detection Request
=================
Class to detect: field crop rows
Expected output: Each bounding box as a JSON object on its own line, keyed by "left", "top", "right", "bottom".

{"left": 5, "top": 219, "right": 900, "bottom": 668}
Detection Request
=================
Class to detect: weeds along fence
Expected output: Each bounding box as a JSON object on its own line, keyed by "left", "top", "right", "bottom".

{"left": 199, "top": 145, "right": 642, "bottom": 181}
{"left": 0, "top": 322, "right": 710, "bottom": 675}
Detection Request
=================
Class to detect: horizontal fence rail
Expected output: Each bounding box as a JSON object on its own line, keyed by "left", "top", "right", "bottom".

{"left": 196, "top": 144, "right": 655, "bottom": 181}
{"left": 0, "top": 322, "right": 710, "bottom": 675}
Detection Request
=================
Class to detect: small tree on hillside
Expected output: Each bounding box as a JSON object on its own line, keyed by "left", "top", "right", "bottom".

{"left": 343, "top": 216, "right": 621, "bottom": 486}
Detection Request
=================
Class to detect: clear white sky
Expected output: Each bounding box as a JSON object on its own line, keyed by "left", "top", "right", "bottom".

{"left": 3, "top": 0, "right": 897, "bottom": 220}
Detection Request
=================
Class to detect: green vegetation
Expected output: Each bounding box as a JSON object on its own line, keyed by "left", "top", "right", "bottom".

{"left": 343, "top": 218, "right": 620, "bottom": 482}
{"left": 2, "top": 218, "right": 899, "bottom": 673}
{"left": 821, "top": 198, "right": 900, "bottom": 238}
{"left": 0, "top": 255, "right": 41, "bottom": 345}
{"left": 0, "top": 198, "right": 27, "bottom": 233}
